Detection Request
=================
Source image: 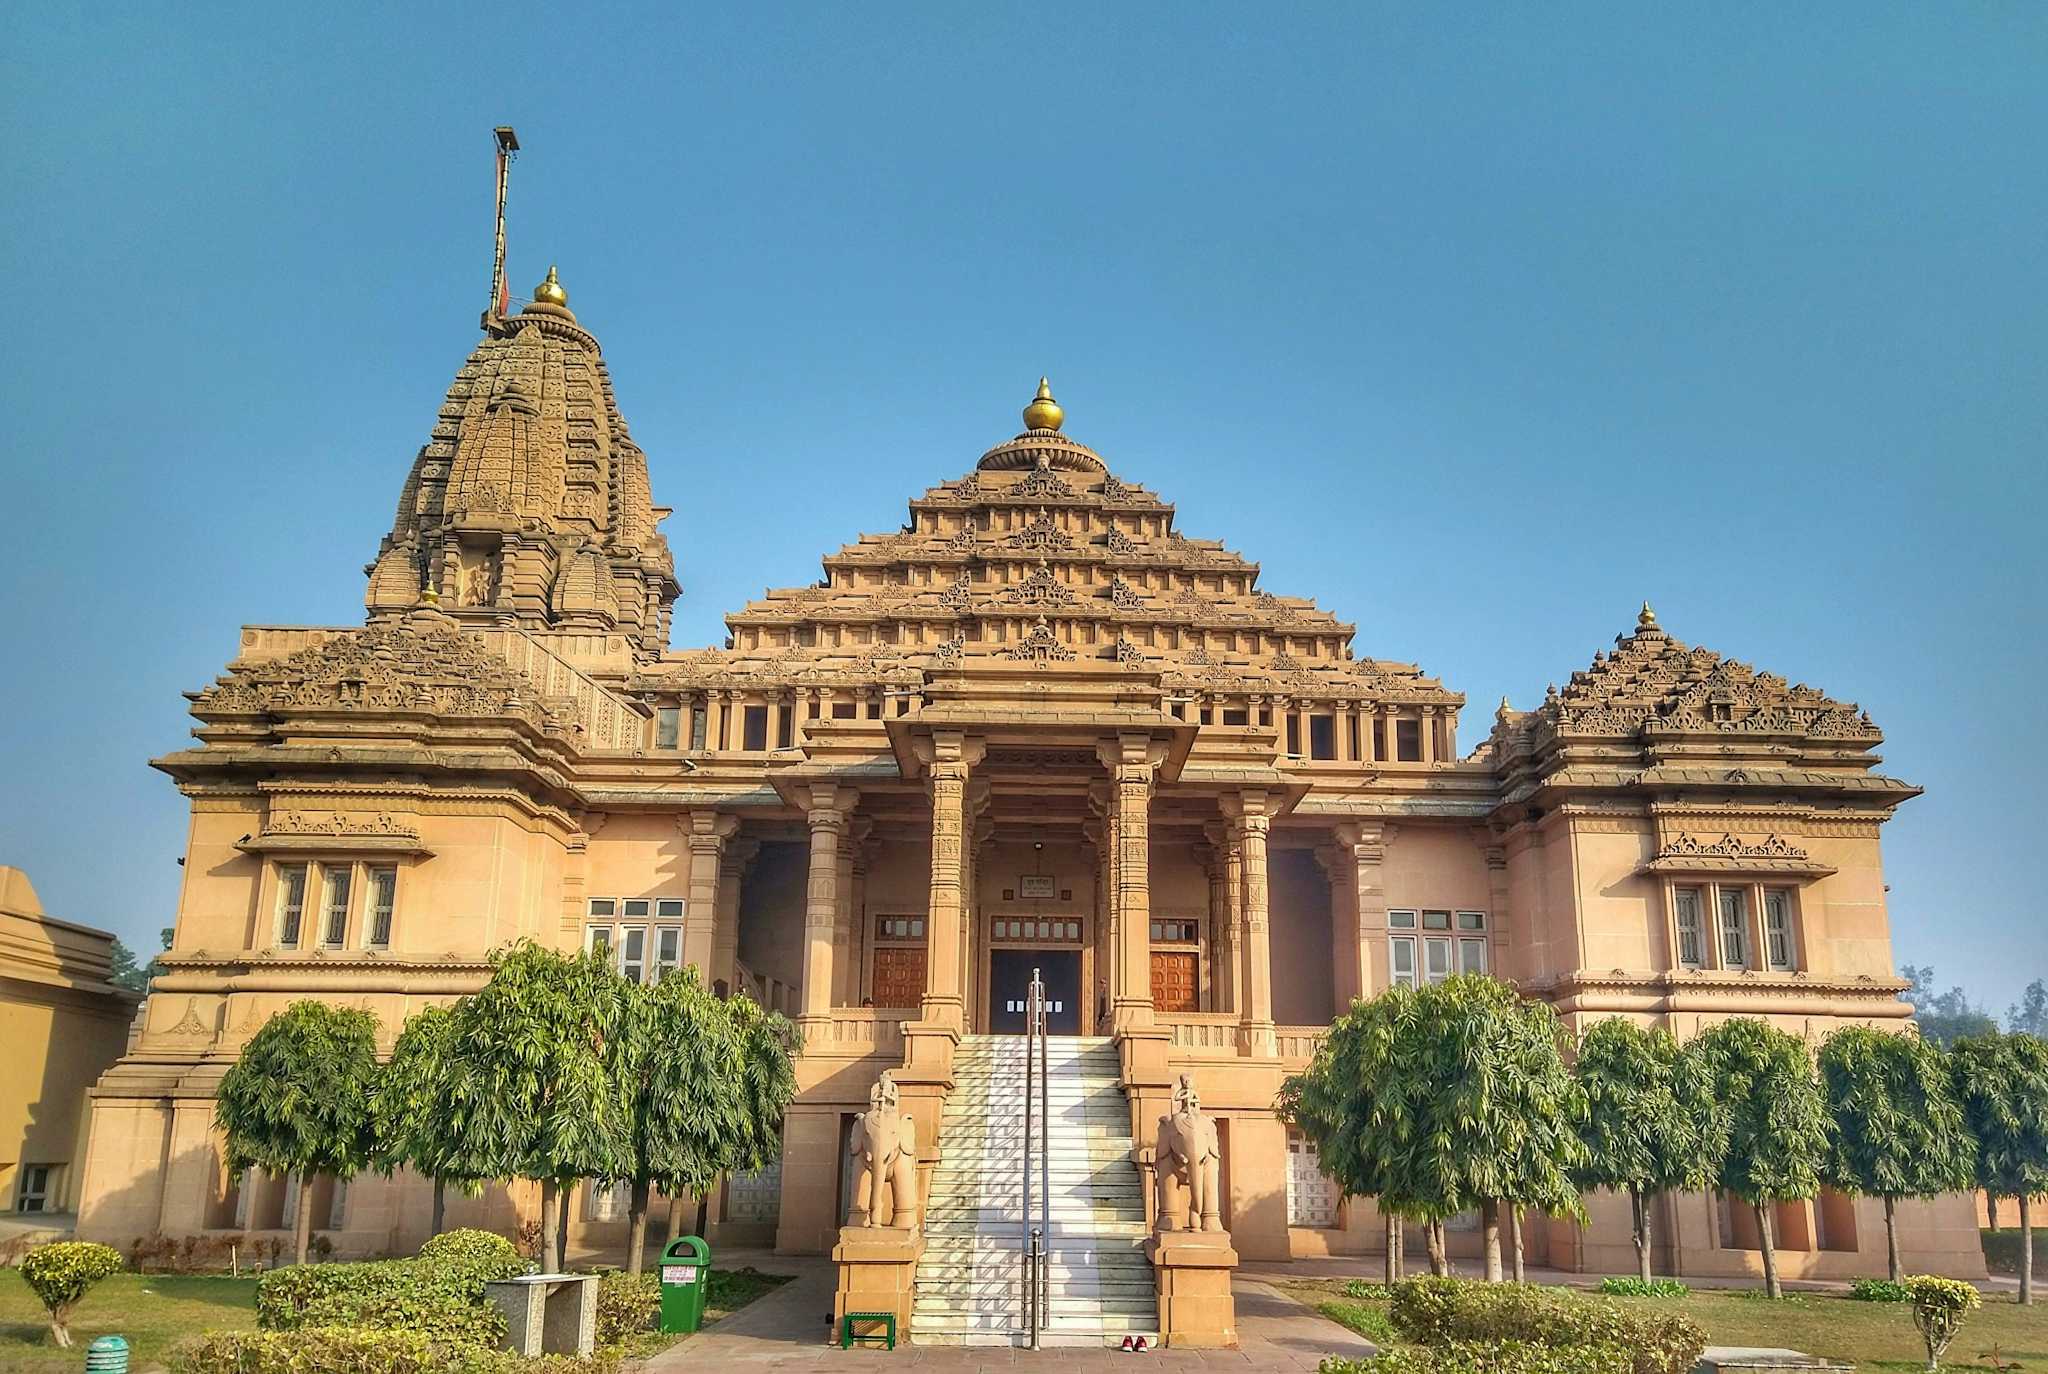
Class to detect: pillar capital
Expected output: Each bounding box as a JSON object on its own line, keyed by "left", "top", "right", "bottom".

{"left": 681, "top": 810, "right": 741, "bottom": 851}
{"left": 911, "top": 730, "right": 986, "bottom": 776}
{"left": 1097, "top": 732, "right": 1170, "bottom": 780}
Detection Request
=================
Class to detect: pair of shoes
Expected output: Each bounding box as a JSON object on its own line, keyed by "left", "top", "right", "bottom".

{"left": 1119, "top": 1336, "right": 1152, "bottom": 1352}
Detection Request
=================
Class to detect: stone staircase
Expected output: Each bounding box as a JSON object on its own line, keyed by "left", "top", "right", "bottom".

{"left": 912, "top": 1034, "right": 1160, "bottom": 1346}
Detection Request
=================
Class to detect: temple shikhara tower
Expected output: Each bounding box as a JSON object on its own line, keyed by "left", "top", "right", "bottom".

{"left": 76, "top": 265, "right": 1984, "bottom": 1329}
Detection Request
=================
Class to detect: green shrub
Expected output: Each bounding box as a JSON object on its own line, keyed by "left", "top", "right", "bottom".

{"left": 169, "top": 1326, "right": 622, "bottom": 1374}
{"left": 418, "top": 1228, "right": 523, "bottom": 1270}
{"left": 1320, "top": 1338, "right": 1633, "bottom": 1374}
{"left": 1387, "top": 1278, "right": 1703, "bottom": 1374}
{"left": 1848, "top": 1278, "right": 1912, "bottom": 1303}
{"left": 1320, "top": 1298, "right": 1398, "bottom": 1344}
{"left": 596, "top": 1269, "right": 660, "bottom": 1345}
{"left": 1346, "top": 1280, "right": 1395, "bottom": 1300}
{"left": 1904, "top": 1275, "right": 1981, "bottom": 1370}
{"left": 19, "top": 1240, "right": 126, "bottom": 1347}
{"left": 1595, "top": 1277, "right": 1687, "bottom": 1298}
{"left": 255, "top": 1258, "right": 508, "bottom": 1345}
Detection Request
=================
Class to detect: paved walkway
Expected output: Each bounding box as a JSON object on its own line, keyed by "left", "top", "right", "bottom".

{"left": 639, "top": 1265, "right": 1372, "bottom": 1371}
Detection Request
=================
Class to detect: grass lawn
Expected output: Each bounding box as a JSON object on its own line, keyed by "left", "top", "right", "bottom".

{"left": 0, "top": 1271, "right": 258, "bottom": 1373}
{"left": 1284, "top": 1279, "right": 2048, "bottom": 1373}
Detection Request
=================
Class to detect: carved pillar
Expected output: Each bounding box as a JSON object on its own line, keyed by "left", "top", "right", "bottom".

{"left": 832, "top": 825, "right": 857, "bottom": 1005}
{"left": 713, "top": 837, "right": 757, "bottom": 997}
{"left": 845, "top": 824, "right": 873, "bottom": 1004}
{"left": 1101, "top": 734, "right": 1166, "bottom": 1032}
{"left": 799, "top": 785, "right": 852, "bottom": 1025}
{"left": 1202, "top": 824, "right": 1236, "bottom": 1014}
{"left": 913, "top": 733, "right": 983, "bottom": 1032}
{"left": 1224, "top": 791, "right": 1276, "bottom": 1055}
{"left": 967, "top": 806, "right": 993, "bottom": 1029}
{"left": 682, "top": 811, "right": 740, "bottom": 974}
{"left": 1475, "top": 828, "right": 1510, "bottom": 979}
{"left": 1342, "top": 822, "right": 1392, "bottom": 998}
{"left": 1316, "top": 842, "right": 1360, "bottom": 1011}
{"left": 1083, "top": 813, "right": 1110, "bottom": 1034}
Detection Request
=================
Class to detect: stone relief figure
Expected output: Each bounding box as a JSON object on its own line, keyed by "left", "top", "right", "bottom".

{"left": 461, "top": 561, "right": 494, "bottom": 608}
{"left": 848, "top": 1069, "right": 919, "bottom": 1230}
{"left": 1153, "top": 1072, "right": 1223, "bottom": 1233}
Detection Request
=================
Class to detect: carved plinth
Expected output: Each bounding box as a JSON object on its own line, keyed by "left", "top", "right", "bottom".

{"left": 1148, "top": 1230, "right": 1239, "bottom": 1348}
{"left": 832, "top": 1225, "right": 925, "bottom": 1340}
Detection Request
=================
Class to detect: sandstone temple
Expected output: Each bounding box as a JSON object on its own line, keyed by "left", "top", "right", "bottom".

{"left": 74, "top": 268, "right": 1984, "bottom": 1337}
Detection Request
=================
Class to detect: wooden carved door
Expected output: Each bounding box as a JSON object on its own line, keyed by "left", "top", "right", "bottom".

{"left": 871, "top": 946, "right": 926, "bottom": 1009}
{"left": 1150, "top": 950, "right": 1198, "bottom": 1013}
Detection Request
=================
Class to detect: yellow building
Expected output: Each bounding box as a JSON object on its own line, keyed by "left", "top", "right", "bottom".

{"left": 1, "top": 867, "right": 140, "bottom": 1220}
{"left": 75, "top": 269, "right": 1985, "bottom": 1318}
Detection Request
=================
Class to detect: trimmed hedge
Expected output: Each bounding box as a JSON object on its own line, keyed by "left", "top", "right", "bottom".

{"left": 1848, "top": 1278, "right": 1911, "bottom": 1303}
{"left": 254, "top": 1254, "right": 522, "bottom": 1345}
{"left": 1320, "top": 1339, "right": 1633, "bottom": 1374}
{"left": 417, "top": 1228, "right": 523, "bottom": 1269}
{"left": 1388, "top": 1278, "right": 1704, "bottom": 1374}
{"left": 170, "top": 1326, "right": 622, "bottom": 1374}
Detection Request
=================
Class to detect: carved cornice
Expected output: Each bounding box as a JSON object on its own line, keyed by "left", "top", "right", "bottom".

{"left": 1640, "top": 831, "right": 1835, "bottom": 878}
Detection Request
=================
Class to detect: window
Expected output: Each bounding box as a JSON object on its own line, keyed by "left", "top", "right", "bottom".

{"left": 1423, "top": 937, "right": 1453, "bottom": 984}
{"left": 1150, "top": 918, "right": 1199, "bottom": 943}
{"left": 1286, "top": 1131, "right": 1340, "bottom": 1228}
{"left": 995, "top": 918, "right": 1082, "bottom": 942}
{"left": 366, "top": 867, "right": 397, "bottom": 949}
{"left": 655, "top": 706, "right": 680, "bottom": 749}
{"left": 1348, "top": 715, "right": 1361, "bottom": 760}
{"left": 1372, "top": 717, "right": 1387, "bottom": 761}
{"left": 15, "top": 1164, "right": 53, "bottom": 1213}
{"left": 1763, "top": 889, "right": 1795, "bottom": 970}
{"left": 689, "top": 704, "right": 708, "bottom": 750}
{"left": 327, "top": 1177, "right": 348, "bottom": 1231}
{"left": 742, "top": 706, "right": 769, "bottom": 751}
{"left": 320, "top": 868, "right": 352, "bottom": 947}
{"left": 587, "top": 1179, "right": 629, "bottom": 1223}
{"left": 1286, "top": 716, "right": 1301, "bottom": 755}
{"left": 1396, "top": 718, "right": 1423, "bottom": 762}
{"left": 876, "top": 916, "right": 926, "bottom": 941}
{"left": 1718, "top": 887, "right": 1749, "bottom": 969}
{"left": 1457, "top": 911, "right": 1486, "bottom": 932}
{"left": 1388, "top": 910, "right": 1418, "bottom": 930}
{"left": 1390, "top": 936, "right": 1416, "bottom": 988}
{"left": 1458, "top": 938, "right": 1488, "bottom": 975}
{"left": 832, "top": 701, "right": 857, "bottom": 719}
{"left": 725, "top": 1161, "right": 782, "bottom": 1224}
{"left": 1222, "top": 707, "right": 1249, "bottom": 727}
{"left": 587, "top": 897, "right": 685, "bottom": 984}
{"left": 1674, "top": 887, "right": 1705, "bottom": 968}
{"left": 276, "top": 863, "right": 308, "bottom": 948}
{"left": 1422, "top": 910, "right": 1451, "bottom": 931}
{"left": 776, "top": 708, "right": 794, "bottom": 749}
{"left": 1309, "top": 715, "right": 1336, "bottom": 760}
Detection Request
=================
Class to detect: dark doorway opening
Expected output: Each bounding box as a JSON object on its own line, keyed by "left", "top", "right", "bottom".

{"left": 988, "top": 949, "right": 1081, "bottom": 1034}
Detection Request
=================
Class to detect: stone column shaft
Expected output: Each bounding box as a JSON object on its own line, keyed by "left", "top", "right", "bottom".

{"left": 712, "top": 839, "right": 756, "bottom": 996}
{"left": 915, "top": 734, "right": 982, "bottom": 1031}
{"left": 1226, "top": 791, "right": 1276, "bottom": 1055}
{"left": 799, "top": 787, "right": 850, "bottom": 1023}
{"left": 681, "top": 812, "right": 738, "bottom": 974}
{"left": 1101, "top": 735, "right": 1164, "bottom": 1032}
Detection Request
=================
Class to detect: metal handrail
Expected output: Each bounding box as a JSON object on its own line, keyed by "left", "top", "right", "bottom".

{"left": 1023, "top": 967, "right": 1051, "bottom": 1349}
{"left": 1022, "top": 971, "right": 1036, "bottom": 1344}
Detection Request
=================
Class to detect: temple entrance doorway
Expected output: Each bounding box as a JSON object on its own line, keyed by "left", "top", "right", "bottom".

{"left": 987, "top": 948, "right": 1080, "bottom": 1034}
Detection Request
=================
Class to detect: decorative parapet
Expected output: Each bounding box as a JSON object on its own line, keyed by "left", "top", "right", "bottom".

{"left": 1640, "top": 832, "right": 1836, "bottom": 878}
{"left": 799, "top": 1008, "right": 911, "bottom": 1058}
{"left": 235, "top": 811, "right": 432, "bottom": 857}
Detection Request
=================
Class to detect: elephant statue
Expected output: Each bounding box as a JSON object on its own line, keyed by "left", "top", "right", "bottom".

{"left": 1153, "top": 1072, "right": 1223, "bottom": 1233}
{"left": 848, "top": 1069, "right": 919, "bottom": 1231}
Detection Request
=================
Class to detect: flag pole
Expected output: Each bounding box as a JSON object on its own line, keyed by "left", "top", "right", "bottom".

{"left": 487, "top": 126, "right": 519, "bottom": 327}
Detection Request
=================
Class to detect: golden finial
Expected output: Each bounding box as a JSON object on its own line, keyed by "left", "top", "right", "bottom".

{"left": 1022, "top": 376, "right": 1064, "bottom": 432}
{"left": 533, "top": 264, "right": 568, "bottom": 306}
{"left": 420, "top": 583, "right": 441, "bottom": 607}
{"left": 1638, "top": 600, "right": 1658, "bottom": 629}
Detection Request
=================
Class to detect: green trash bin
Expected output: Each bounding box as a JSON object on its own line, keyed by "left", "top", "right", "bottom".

{"left": 658, "top": 1235, "right": 712, "bottom": 1334}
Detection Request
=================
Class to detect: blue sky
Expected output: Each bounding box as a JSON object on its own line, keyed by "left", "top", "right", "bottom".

{"left": 3, "top": 4, "right": 2042, "bottom": 1009}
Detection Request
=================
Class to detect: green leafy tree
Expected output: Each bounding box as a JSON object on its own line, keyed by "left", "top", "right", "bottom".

{"left": 215, "top": 1001, "right": 382, "bottom": 1264}
{"left": 371, "top": 1003, "right": 476, "bottom": 1237}
{"left": 19, "top": 1240, "right": 124, "bottom": 1347}
{"left": 1278, "top": 987, "right": 1407, "bottom": 1282}
{"left": 620, "top": 971, "right": 799, "bottom": 1271}
{"left": 107, "top": 928, "right": 172, "bottom": 994}
{"left": 1900, "top": 965, "right": 1998, "bottom": 1048}
{"left": 1951, "top": 1031, "right": 2048, "bottom": 1304}
{"left": 1571, "top": 1019, "right": 1717, "bottom": 1284}
{"left": 441, "top": 941, "right": 631, "bottom": 1273}
{"left": 1278, "top": 975, "right": 1586, "bottom": 1281}
{"left": 1688, "top": 1018, "right": 1828, "bottom": 1299}
{"left": 1817, "top": 1026, "right": 1975, "bottom": 1280}
{"left": 2009, "top": 981, "right": 2048, "bottom": 1037}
